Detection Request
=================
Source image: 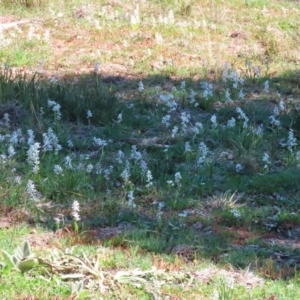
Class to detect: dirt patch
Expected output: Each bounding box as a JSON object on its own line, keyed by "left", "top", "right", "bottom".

{"left": 92, "top": 224, "right": 134, "bottom": 240}
{"left": 193, "top": 266, "right": 264, "bottom": 289}
{"left": 24, "top": 230, "right": 61, "bottom": 250}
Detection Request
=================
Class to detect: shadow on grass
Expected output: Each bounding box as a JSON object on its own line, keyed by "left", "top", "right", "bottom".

{"left": 1, "top": 66, "right": 300, "bottom": 279}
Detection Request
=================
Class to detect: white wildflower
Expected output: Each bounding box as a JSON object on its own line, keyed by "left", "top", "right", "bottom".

{"left": 263, "top": 80, "right": 269, "bottom": 93}
{"left": 236, "top": 107, "right": 249, "bottom": 129}
{"left": 167, "top": 180, "right": 174, "bottom": 186}
{"left": 262, "top": 152, "right": 271, "bottom": 169}
{"left": 95, "top": 162, "right": 102, "bottom": 175}
{"left": 238, "top": 89, "right": 244, "bottom": 100}
{"left": 201, "top": 81, "right": 213, "bottom": 99}
{"left": 27, "top": 180, "right": 37, "bottom": 199}
{"left": 269, "top": 115, "right": 281, "bottom": 127}
{"left": 14, "top": 176, "right": 21, "bottom": 185}
{"left": 235, "top": 164, "right": 243, "bottom": 173}
{"left": 192, "top": 122, "right": 203, "bottom": 134}
{"left": 140, "top": 160, "right": 148, "bottom": 174}
{"left": 64, "top": 156, "right": 73, "bottom": 169}
{"left": 117, "top": 113, "right": 123, "bottom": 124}
{"left": 185, "top": 141, "right": 192, "bottom": 153}
{"left": 67, "top": 139, "right": 74, "bottom": 148}
{"left": 286, "top": 129, "right": 297, "bottom": 152}
{"left": 104, "top": 166, "right": 113, "bottom": 181}
{"left": 171, "top": 126, "right": 178, "bottom": 138}
{"left": 231, "top": 209, "right": 241, "bottom": 218}
{"left": 198, "top": 142, "right": 208, "bottom": 165}
{"left": 42, "top": 128, "right": 62, "bottom": 153}
{"left": 87, "top": 110, "right": 92, "bottom": 119}
{"left": 120, "top": 160, "right": 130, "bottom": 183}
{"left": 253, "top": 124, "right": 264, "bottom": 135}
{"left": 8, "top": 145, "right": 16, "bottom": 158}
{"left": 181, "top": 112, "right": 190, "bottom": 133}
{"left": 27, "top": 129, "right": 35, "bottom": 146}
{"left": 3, "top": 113, "right": 10, "bottom": 127}
{"left": 146, "top": 169, "right": 153, "bottom": 187}
{"left": 279, "top": 100, "right": 285, "bottom": 111}
{"left": 54, "top": 164, "right": 63, "bottom": 175}
{"left": 127, "top": 190, "right": 136, "bottom": 208}
{"left": 93, "top": 137, "right": 108, "bottom": 148}
{"left": 72, "top": 200, "right": 80, "bottom": 221}
{"left": 162, "top": 114, "right": 171, "bottom": 127}
{"left": 227, "top": 117, "right": 236, "bottom": 128}
{"left": 210, "top": 114, "right": 217, "bottom": 128}
{"left": 178, "top": 211, "right": 188, "bottom": 218}
{"left": 225, "top": 89, "right": 232, "bottom": 102}
{"left": 130, "top": 145, "right": 142, "bottom": 161}
{"left": 86, "top": 164, "right": 93, "bottom": 173}
{"left": 138, "top": 81, "right": 144, "bottom": 92}
{"left": 157, "top": 201, "right": 165, "bottom": 221}
{"left": 116, "top": 150, "right": 125, "bottom": 164}
{"left": 27, "top": 142, "right": 40, "bottom": 174}
{"left": 175, "top": 172, "right": 182, "bottom": 187}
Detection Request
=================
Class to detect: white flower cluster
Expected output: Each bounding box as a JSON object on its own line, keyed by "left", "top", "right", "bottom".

{"left": 262, "top": 152, "right": 271, "bottom": 170}
{"left": 93, "top": 137, "right": 108, "bottom": 148}
{"left": 171, "top": 126, "right": 178, "bottom": 138}
{"left": 26, "top": 180, "right": 37, "bottom": 200}
{"left": 43, "top": 128, "right": 62, "bottom": 153}
{"left": 10, "top": 129, "right": 23, "bottom": 145}
{"left": 236, "top": 107, "right": 249, "bottom": 129}
{"left": 159, "top": 93, "right": 178, "bottom": 113}
{"left": 269, "top": 115, "right": 281, "bottom": 127}
{"left": 235, "top": 164, "right": 243, "bottom": 173}
{"left": 54, "top": 164, "right": 63, "bottom": 175}
{"left": 222, "top": 63, "right": 244, "bottom": 88}
{"left": 130, "top": 145, "right": 142, "bottom": 161}
{"left": 189, "top": 89, "right": 199, "bottom": 107}
{"left": 185, "top": 141, "right": 192, "bottom": 153}
{"left": 174, "top": 171, "right": 182, "bottom": 187}
{"left": 47, "top": 99, "right": 61, "bottom": 121}
{"left": 201, "top": 81, "right": 213, "bottom": 99}
{"left": 138, "top": 81, "right": 144, "bottom": 92}
{"left": 146, "top": 169, "right": 153, "bottom": 188}
{"left": 116, "top": 150, "right": 125, "bottom": 164}
{"left": 227, "top": 117, "right": 236, "bottom": 128}
{"left": 197, "top": 142, "right": 209, "bottom": 165}
{"left": 210, "top": 114, "right": 217, "bottom": 129}
{"left": 72, "top": 200, "right": 81, "bottom": 221}
{"left": 181, "top": 112, "right": 190, "bottom": 133}
{"left": 8, "top": 145, "right": 15, "bottom": 158}
{"left": 263, "top": 80, "right": 269, "bottom": 93}
{"left": 161, "top": 114, "right": 171, "bottom": 127}
{"left": 156, "top": 201, "right": 165, "bottom": 221}
{"left": 27, "top": 129, "right": 35, "bottom": 146}
{"left": 225, "top": 89, "right": 232, "bottom": 103}
{"left": 27, "top": 142, "right": 40, "bottom": 174}
{"left": 120, "top": 160, "right": 130, "bottom": 183}
{"left": 127, "top": 190, "right": 136, "bottom": 208}
{"left": 281, "top": 129, "right": 297, "bottom": 152}
{"left": 104, "top": 166, "right": 113, "bottom": 181}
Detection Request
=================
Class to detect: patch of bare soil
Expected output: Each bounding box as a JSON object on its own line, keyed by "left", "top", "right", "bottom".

{"left": 193, "top": 266, "right": 264, "bottom": 289}
{"left": 92, "top": 223, "right": 135, "bottom": 240}
{"left": 24, "top": 230, "right": 61, "bottom": 250}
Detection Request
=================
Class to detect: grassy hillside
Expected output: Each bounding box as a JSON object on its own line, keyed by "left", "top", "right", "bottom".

{"left": 0, "top": 1, "right": 300, "bottom": 299}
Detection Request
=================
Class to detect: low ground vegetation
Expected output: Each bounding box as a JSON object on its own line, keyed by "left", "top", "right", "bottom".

{"left": 1, "top": 0, "right": 300, "bottom": 299}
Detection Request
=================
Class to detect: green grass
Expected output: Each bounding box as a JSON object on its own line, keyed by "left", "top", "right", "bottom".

{"left": 0, "top": 0, "right": 300, "bottom": 299}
